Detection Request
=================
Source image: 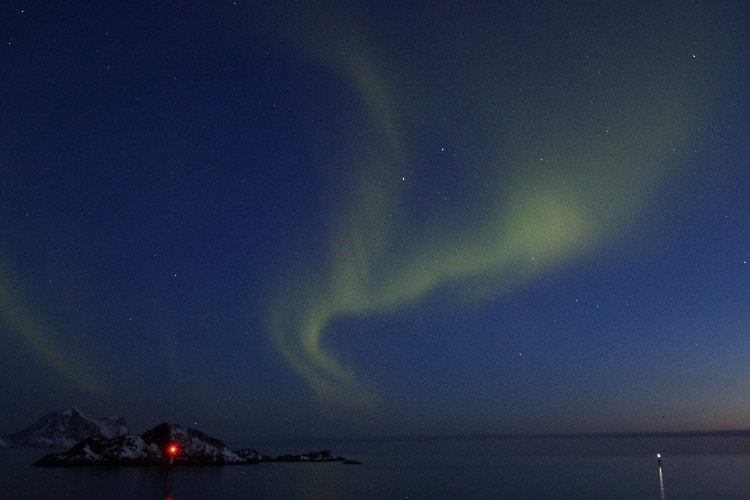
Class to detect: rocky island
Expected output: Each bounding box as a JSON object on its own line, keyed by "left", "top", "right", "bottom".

{"left": 27, "top": 417, "right": 359, "bottom": 466}
{"left": 2, "top": 409, "right": 359, "bottom": 466}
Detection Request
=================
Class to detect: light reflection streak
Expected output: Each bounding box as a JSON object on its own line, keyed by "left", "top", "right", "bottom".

{"left": 658, "top": 464, "right": 666, "bottom": 499}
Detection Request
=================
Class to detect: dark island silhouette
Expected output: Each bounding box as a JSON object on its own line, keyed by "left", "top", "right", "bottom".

{"left": 1, "top": 409, "right": 360, "bottom": 466}
{"left": 35, "top": 422, "right": 361, "bottom": 466}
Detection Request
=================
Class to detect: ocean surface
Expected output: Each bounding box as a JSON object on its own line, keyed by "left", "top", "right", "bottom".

{"left": 3, "top": 435, "right": 750, "bottom": 499}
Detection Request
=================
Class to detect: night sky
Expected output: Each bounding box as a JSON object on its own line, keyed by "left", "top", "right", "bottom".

{"left": 2, "top": 1, "right": 749, "bottom": 442}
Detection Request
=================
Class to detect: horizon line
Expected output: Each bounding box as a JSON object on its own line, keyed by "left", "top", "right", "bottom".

{"left": 307, "top": 429, "right": 750, "bottom": 444}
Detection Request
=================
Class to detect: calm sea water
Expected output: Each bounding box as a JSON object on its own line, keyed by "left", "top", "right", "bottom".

{"left": 3, "top": 436, "right": 750, "bottom": 499}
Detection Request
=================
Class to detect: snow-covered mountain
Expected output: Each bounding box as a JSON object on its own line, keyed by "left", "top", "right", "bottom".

{"left": 35, "top": 422, "right": 247, "bottom": 465}
{"left": 7, "top": 408, "right": 127, "bottom": 449}
{"left": 34, "top": 421, "right": 359, "bottom": 466}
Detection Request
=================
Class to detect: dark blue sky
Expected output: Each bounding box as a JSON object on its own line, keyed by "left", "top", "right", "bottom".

{"left": 1, "top": 1, "right": 749, "bottom": 442}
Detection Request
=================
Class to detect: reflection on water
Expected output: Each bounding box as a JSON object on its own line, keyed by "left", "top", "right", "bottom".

{"left": 4, "top": 440, "right": 750, "bottom": 499}
{"left": 656, "top": 453, "right": 666, "bottom": 499}
{"left": 163, "top": 467, "right": 173, "bottom": 500}
{"left": 659, "top": 464, "right": 666, "bottom": 499}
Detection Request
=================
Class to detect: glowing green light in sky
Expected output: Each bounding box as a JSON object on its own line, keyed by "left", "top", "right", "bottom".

{"left": 266, "top": 7, "right": 721, "bottom": 407}
{"left": 0, "top": 260, "right": 103, "bottom": 393}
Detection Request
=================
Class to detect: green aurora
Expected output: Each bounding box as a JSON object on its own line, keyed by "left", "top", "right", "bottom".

{"left": 266, "top": 7, "right": 723, "bottom": 408}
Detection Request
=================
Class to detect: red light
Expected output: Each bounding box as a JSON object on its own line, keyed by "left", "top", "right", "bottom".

{"left": 168, "top": 444, "right": 178, "bottom": 456}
